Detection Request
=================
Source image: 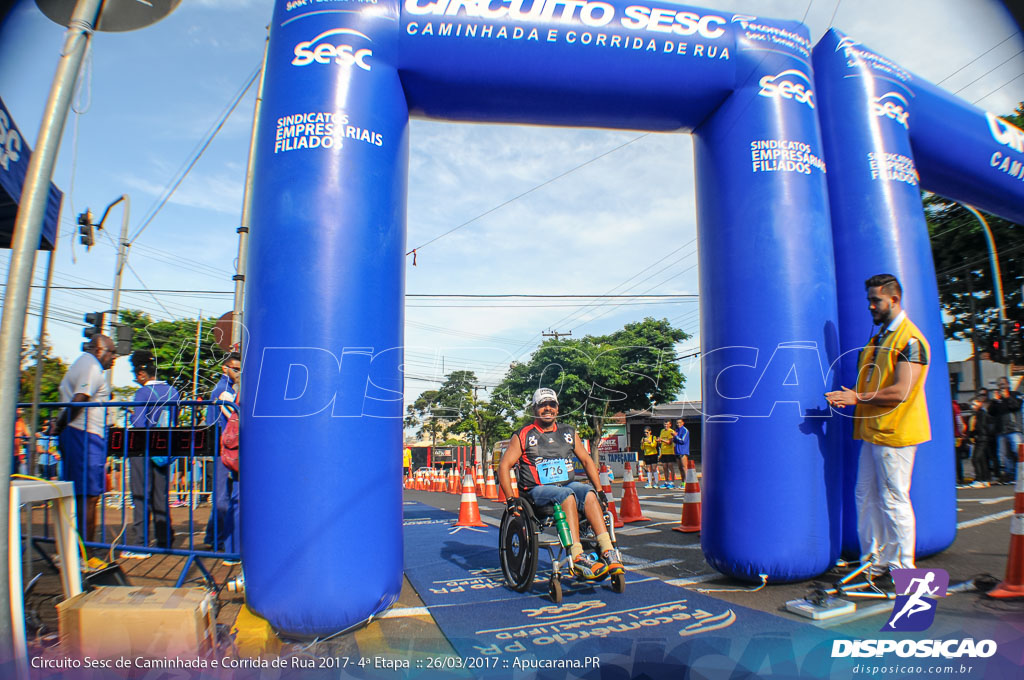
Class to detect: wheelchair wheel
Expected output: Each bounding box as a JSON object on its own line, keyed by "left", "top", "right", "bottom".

{"left": 548, "top": 575, "right": 563, "bottom": 603}
{"left": 611, "top": 572, "right": 626, "bottom": 594}
{"left": 499, "top": 499, "right": 539, "bottom": 592}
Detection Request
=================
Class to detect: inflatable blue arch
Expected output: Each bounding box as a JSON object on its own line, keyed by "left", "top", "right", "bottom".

{"left": 234, "top": 2, "right": 1024, "bottom": 636}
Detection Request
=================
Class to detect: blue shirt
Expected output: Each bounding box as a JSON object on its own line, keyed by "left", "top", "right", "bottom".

{"left": 673, "top": 425, "right": 690, "bottom": 457}
{"left": 131, "top": 380, "right": 180, "bottom": 466}
{"left": 207, "top": 374, "right": 237, "bottom": 430}
{"left": 131, "top": 381, "right": 180, "bottom": 428}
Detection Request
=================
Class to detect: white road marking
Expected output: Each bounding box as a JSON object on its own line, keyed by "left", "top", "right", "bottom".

{"left": 666, "top": 574, "right": 720, "bottom": 587}
{"left": 379, "top": 607, "right": 431, "bottom": 619}
{"left": 957, "top": 509, "right": 1014, "bottom": 529}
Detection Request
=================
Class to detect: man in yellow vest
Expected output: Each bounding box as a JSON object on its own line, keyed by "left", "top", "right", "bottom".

{"left": 826, "top": 273, "right": 930, "bottom": 583}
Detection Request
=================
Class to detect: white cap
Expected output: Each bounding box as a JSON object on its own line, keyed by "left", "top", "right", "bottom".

{"left": 532, "top": 387, "right": 558, "bottom": 407}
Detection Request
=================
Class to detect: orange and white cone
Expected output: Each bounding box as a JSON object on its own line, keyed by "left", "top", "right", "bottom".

{"left": 988, "top": 443, "right": 1024, "bottom": 598}
{"left": 484, "top": 466, "right": 499, "bottom": 500}
{"left": 510, "top": 473, "right": 519, "bottom": 498}
{"left": 673, "top": 459, "right": 702, "bottom": 533}
{"left": 475, "top": 465, "right": 486, "bottom": 497}
{"left": 455, "top": 473, "right": 488, "bottom": 528}
{"left": 619, "top": 462, "right": 650, "bottom": 523}
{"left": 599, "top": 464, "right": 624, "bottom": 528}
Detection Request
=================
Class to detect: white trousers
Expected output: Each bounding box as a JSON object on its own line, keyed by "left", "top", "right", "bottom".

{"left": 855, "top": 442, "right": 917, "bottom": 572}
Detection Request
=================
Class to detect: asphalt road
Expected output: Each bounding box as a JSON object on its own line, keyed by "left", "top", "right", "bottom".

{"left": 402, "top": 478, "right": 1021, "bottom": 632}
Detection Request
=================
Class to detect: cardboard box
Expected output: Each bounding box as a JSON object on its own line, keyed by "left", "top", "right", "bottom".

{"left": 58, "top": 586, "right": 215, "bottom": 659}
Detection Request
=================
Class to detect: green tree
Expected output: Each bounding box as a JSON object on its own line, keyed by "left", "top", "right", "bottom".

{"left": 18, "top": 342, "right": 67, "bottom": 405}
{"left": 404, "top": 389, "right": 447, "bottom": 446}
{"left": 492, "top": 317, "right": 688, "bottom": 454}
{"left": 120, "top": 309, "right": 233, "bottom": 400}
{"left": 926, "top": 103, "right": 1023, "bottom": 349}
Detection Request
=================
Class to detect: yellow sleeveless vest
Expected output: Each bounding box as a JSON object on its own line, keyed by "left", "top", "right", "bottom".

{"left": 854, "top": 315, "right": 931, "bottom": 446}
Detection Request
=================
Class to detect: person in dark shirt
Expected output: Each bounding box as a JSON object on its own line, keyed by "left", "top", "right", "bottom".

{"left": 498, "top": 388, "right": 623, "bottom": 580}
{"left": 989, "top": 376, "right": 1022, "bottom": 483}
{"left": 969, "top": 390, "right": 996, "bottom": 488}
{"left": 122, "top": 350, "right": 179, "bottom": 559}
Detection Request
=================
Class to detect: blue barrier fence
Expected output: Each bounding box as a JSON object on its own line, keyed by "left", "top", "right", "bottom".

{"left": 13, "top": 400, "right": 239, "bottom": 586}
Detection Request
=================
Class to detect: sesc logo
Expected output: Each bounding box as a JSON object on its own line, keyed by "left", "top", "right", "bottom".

{"left": 0, "top": 109, "right": 23, "bottom": 173}
{"left": 873, "top": 92, "right": 910, "bottom": 129}
{"left": 757, "top": 70, "right": 815, "bottom": 110}
{"left": 292, "top": 28, "right": 373, "bottom": 71}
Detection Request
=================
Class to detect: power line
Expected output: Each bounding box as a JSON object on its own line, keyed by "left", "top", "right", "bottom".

{"left": 972, "top": 72, "right": 1024, "bottom": 105}
{"left": 937, "top": 33, "right": 1018, "bottom": 85}
{"left": 405, "top": 133, "right": 650, "bottom": 255}
{"left": 129, "top": 65, "right": 261, "bottom": 244}
{"left": 953, "top": 47, "right": 1024, "bottom": 95}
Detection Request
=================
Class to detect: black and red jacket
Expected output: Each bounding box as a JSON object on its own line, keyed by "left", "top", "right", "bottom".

{"left": 515, "top": 421, "right": 578, "bottom": 492}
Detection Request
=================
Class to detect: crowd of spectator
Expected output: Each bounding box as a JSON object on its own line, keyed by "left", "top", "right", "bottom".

{"left": 955, "top": 375, "right": 1022, "bottom": 488}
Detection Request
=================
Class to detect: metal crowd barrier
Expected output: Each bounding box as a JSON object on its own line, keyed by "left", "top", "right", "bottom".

{"left": 13, "top": 399, "right": 239, "bottom": 587}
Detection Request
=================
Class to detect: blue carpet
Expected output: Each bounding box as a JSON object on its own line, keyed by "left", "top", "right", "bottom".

{"left": 402, "top": 502, "right": 840, "bottom": 679}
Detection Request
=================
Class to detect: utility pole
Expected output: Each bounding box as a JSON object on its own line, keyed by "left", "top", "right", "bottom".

{"left": 962, "top": 204, "right": 1007, "bottom": 339}
{"left": 965, "top": 268, "right": 982, "bottom": 393}
{"left": 0, "top": 3, "right": 103, "bottom": 672}
{"left": 193, "top": 313, "right": 203, "bottom": 401}
{"left": 542, "top": 329, "right": 572, "bottom": 340}
{"left": 104, "top": 195, "right": 130, "bottom": 335}
{"left": 232, "top": 33, "right": 270, "bottom": 350}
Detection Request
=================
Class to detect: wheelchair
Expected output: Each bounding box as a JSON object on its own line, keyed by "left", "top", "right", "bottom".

{"left": 498, "top": 489, "right": 626, "bottom": 603}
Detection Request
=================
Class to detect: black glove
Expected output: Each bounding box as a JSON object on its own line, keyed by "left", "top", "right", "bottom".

{"left": 597, "top": 490, "right": 609, "bottom": 508}
{"left": 506, "top": 498, "right": 518, "bottom": 514}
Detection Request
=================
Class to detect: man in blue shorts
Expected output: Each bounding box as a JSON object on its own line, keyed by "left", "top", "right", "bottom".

{"left": 122, "top": 350, "right": 180, "bottom": 559}
{"left": 497, "top": 388, "right": 624, "bottom": 580}
{"left": 57, "top": 334, "right": 116, "bottom": 541}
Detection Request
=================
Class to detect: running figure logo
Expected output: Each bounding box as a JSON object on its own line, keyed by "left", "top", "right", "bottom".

{"left": 883, "top": 568, "right": 949, "bottom": 632}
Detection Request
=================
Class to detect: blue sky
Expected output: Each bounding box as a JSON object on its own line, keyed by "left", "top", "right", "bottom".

{"left": 0, "top": 0, "right": 1022, "bottom": 405}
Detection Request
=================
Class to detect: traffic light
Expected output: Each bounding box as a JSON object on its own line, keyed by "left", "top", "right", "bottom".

{"left": 77, "top": 210, "right": 94, "bottom": 249}
{"left": 988, "top": 334, "right": 1007, "bottom": 364}
{"left": 1007, "top": 321, "right": 1023, "bottom": 364}
{"left": 111, "top": 322, "right": 133, "bottom": 356}
{"left": 82, "top": 312, "right": 104, "bottom": 351}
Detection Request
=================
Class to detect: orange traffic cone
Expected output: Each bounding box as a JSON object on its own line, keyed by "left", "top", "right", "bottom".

{"left": 484, "top": 466, "right": 499, "bottom": 500}
{"left": 673, "top": 459, "right": 702, "bottom": 533}
{"left": 475, "top": 465, "right": 485, "bottom": 497}
{"left": 449, "top": 468, "right": 460, "bottom": 494}
{"left": 599, "top": 464, "right": 624, "bottom": 528}
{"left": 619, "top": 462, "right": 650, "bottom": 523}
{"left": 988, "top": 444, "right": 1024, "bottom": 598}
{"left": 455, "top": 473, "right": 488, "bottom": 527}
{"left": 510, "top": 473, "right": 519, "bottom": 498}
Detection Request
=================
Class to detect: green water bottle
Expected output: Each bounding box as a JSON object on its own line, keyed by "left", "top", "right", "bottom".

{"left": 553, "top": 502, "right": 572, "bottom": 548}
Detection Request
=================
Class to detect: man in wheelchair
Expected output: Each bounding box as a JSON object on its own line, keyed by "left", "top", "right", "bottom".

{"left": 497, "top": 388, "right": 625, "bottom": 581}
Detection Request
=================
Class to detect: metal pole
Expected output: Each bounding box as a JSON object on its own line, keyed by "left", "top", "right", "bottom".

{"left": 232, "top": 33, "right": 269, "bottom": 350}
{"left": 962, "top": 204, "right": 1007, "bottom": 326}
{"left": 965, "top": 268, "right": 982, "bottom": 393}
{"left": 108, "top": 194, "right": 131, "bottom": 329}
{"left": 29, "top": 250, "right": 58, "bottom": 473}
{"left": 0, "top": 0, "right": 103, "bottom": 671}
{"left": 193, "top": 313, "right": 202, "bottom": 401}
{"left": 26, "top": 249, "right": 57, "bottom": 593}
